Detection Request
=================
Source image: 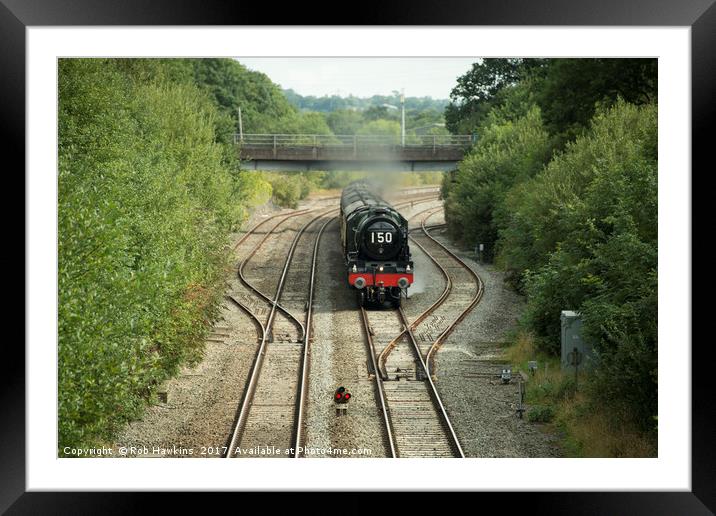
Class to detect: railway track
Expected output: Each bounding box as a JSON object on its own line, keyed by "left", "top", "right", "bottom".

{"left": 412, "top": 208, "right": 484, "bottom": 377}
{"left": 357, "top": 200, "right": 464, "bottom": 458}
{"left": 360, "top": 304, "right": 464, "bottom": 457}
{"left": 377, "top": 205, "right": 482, "bottom": 374}
{"left": 226, "top": 208, "right": 333, "bottom": 458}
{"left": 240, "top": 212, "right": 312, "bottom": 343}
{"left": 230, "top": 209, "right": 309, "bottom": 338}
{"left": 225, "top": 191, "right": 443, "bottom": 458}
{"left": 293, "top": 214, "right": 335, "bottom": 456}
{"left": 359, "top": 202, "right": 486, "bottom": 458}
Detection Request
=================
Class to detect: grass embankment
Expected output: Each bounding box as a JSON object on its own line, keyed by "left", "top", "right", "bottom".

{"left": 506, "top": 332, "right": 656, "bottom": 457}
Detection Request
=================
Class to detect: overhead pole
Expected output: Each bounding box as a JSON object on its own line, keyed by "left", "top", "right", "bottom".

{"left": 400, "top": 89, "right": 405, "bottom": 146}
{"left": 238, "top": 106, "right": 244, "bottom": 141}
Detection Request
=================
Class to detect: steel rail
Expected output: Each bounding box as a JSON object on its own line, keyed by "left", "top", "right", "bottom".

{"left": 228, "top": 193, "right": 439, "bottom": 459}
{"left": 409, "top": 222, "right": 447, "bottom": 233}
{"left": 228, "top": 192, "right": 435, "bottom": 458}
{"left": 232, "top": 188, "right": 434, "bottom": 260}
{"left": 238, "top": 211, "right": 310, "bottom": 342}
{"left": 293, "top": 196, "right": 437, "bottom": 457}
{"left": 231, "top": 185, "right": 432, "bottom": 254}
{"left": 369, "top": 199, "right": 443, "bottom": 374}
{"left": 363, "top": 202, "right": 469, "bottom": 457}
{"left": 405, "top": 203, "right": 444, "bottom": 227}
{"left": 385, "top": 204, "right": 484, "bottom": 377}
{"left": 361, "top": 302, "right": 464, "bottom": 458}
{"left": 419, "top": 210, "right": 485, "bottom": 378}
{"left": 238, "top": 194, "right": 436, "bottom": 343}
{"left": 225, "top": 208, "right": 330, "bottom": 458}
{"left": 397, "top": 307, "right": 465, "bottom": 458}
{"left": 225, "top": 294, "right": 266, "bottom": 343}
{"left": 356, "top": 196, "right": 445, "bottom": 457}
{"left": 375, "top": 321, "right": 408, "bottom": 381}
{"left": 376, "top": 205, "right": 448, "bottom": 378}
{"left": 360, "top": 306, "right": 398, "bottom": 458}
{"left": 232, "top": 210, "right": 300, "bottom": 252}
{"left": 293, "top": 213, "right": 339, "bottom": 457}
{"left": 405, "top": 206, "right": 453, "bottom": 332}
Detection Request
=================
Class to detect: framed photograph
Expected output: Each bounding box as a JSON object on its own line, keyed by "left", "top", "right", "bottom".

{"left": 7, "top": 0, "right": 712, "bottom": 511}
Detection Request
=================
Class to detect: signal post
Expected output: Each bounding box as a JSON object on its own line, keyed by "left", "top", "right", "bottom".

{"left": 334, "top": 386, "right": 351, "bottom": 417}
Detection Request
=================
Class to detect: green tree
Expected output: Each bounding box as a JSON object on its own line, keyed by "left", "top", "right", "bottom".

{"left": 499, "top": 100, "right": 657, "bottom": 289}
{"left": 442, "top": 58, "right": 659, "bottom": 445}
{"left": 363, "top": 105, "right": 395, "bottom": 121}
{"left": 357, "top": 119, "right": 401, "bottom": 137}
{"left": 58, "top": 58, "right": 271, "bottom": 451}
{"left": 286, "top": 111, "right": 333, "bottom": 135}
{"left": 192, "top": 58, "right": 334, "bottom": 137}
{"left": 284, "top": 89, "right": 449, "bottom": 113}
{"left": 443, "top": 99, "right": 550, "bottom": 260}
{"left": 534, "top": 58, "right": 657, "bottom": 145}
{"left": 444, "top": 58, "right": 545, "bottom": 134}
{"left": 327, "top": 109, "right": 364, "bottom": 134}
{"left": 512, "top": 101, "right": 657, "bottom": 431}
{"left": 463, "top": 99, "right": 658, "bottom": 438}
{"left": 191, "top": 59, "right": 294, "bottom": 133}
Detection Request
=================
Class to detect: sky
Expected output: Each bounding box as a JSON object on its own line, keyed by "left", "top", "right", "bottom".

{"left": 235, "top": 58, "right": 479, "bottom": 99}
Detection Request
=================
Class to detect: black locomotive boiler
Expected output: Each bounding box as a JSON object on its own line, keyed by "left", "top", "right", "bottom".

{"left": 340, "top": 181, "right": 413, "bottom": 307}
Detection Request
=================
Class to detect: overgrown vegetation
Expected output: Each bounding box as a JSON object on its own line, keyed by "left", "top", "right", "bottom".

{"left": 443, "top": 58, "right": 658, "bottom": 455}
{"left": 284, "top": 88, "right": 448, "bottom": 114}
{"left": 282, "top": 93, "right": 452, "bottom": 139}
{"left": 443, "top": 98, "right": 551, "bottom": 261}
{"left": 507, "top": 333, "right": 656, "bottom": 457}
{"left": 58, "top": 59, "right": 275, "bottom": 452}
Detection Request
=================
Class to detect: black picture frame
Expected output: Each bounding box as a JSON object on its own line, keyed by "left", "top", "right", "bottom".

{"left": 4, "top": 0, "right": 712, "bottom": 512}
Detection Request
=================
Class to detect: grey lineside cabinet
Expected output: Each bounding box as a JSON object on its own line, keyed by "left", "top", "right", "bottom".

{"left": 560, "top": 310, "right": 595, "bottom": 372}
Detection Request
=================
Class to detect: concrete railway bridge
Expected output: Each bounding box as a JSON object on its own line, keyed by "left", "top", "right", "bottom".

{"left": 236, "top": 133, "right": 473, "bottom": 172}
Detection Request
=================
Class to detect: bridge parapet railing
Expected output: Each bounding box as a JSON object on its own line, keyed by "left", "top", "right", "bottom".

{"left": 235, "top": 133, "right": 473, "bottom": 148}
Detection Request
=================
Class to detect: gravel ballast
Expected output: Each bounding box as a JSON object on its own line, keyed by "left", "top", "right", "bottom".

{"left": 425, "top": 217, "right": 560, "bottom": 457}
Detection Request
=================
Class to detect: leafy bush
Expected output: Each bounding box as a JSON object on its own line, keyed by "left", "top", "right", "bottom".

{"left": 446, "top": 92, "right": 658, "bottom": 441}
{"left": 527, "top": 405, "right": 555, "bottom": 423}
{"left": 443, "top": 102, "right": 551, "bottom": 260}
{"left": 508, "top": 100, "right": 658, "bottom": 430}
{"left": 500, "top": 100, "right": 657, "bottom": 284}
{"left": 267, "top": 174, "right": 303, "bottom": 208}
{"left": 58, "top": 59, "right": 270, "bottom": 452}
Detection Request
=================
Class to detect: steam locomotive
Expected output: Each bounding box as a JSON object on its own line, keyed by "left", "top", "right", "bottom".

{"left": 340, "top": 182, "right": 413, "bottom": 307}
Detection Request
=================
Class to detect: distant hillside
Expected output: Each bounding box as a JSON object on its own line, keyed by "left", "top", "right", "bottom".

{"left": 283, "top": 88, "right": 449, "bottom": 113}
